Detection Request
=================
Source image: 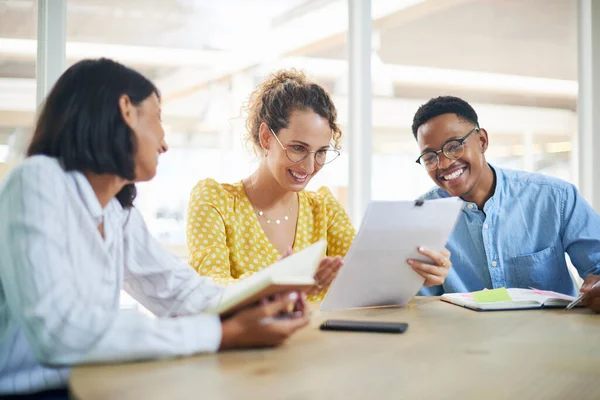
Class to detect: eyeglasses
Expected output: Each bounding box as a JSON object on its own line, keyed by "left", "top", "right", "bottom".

{"left": 270, "top": 128, "right": 340, "bottom": 166}
{"left": 415, "top": 127, "right": 479, "bottom": 171}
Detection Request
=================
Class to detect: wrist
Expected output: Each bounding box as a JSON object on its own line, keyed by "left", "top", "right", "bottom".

{"left": 219, "top": 318, "right": 244, "bottom": 350}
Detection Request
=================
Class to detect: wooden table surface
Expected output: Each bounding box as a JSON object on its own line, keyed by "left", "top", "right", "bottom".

{"left": 69, "top": 297, "right": 600, "bottom": 400}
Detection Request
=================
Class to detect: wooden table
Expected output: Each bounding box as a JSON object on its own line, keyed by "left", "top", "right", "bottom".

{"left": 70, "top": 297, "right": 600, "bottom": 400}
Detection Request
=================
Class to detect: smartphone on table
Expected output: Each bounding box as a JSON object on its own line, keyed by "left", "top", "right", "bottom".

{"left": 319, "top": 319, "right": 408, "bottom": 334}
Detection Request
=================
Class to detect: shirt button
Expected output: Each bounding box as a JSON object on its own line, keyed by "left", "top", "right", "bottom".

{"left": 484, "top": 223, "right": 489, "bottom": 229}
{"left": 491, "top": 261, "right": 497, "bottom": 267}
{"left": 467, "top": 204, "right": 474, "bottom": 209}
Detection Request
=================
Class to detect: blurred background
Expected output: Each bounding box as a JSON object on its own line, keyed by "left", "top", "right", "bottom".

{"left": 0, "top": 0, "right": 579, "bottom": 256}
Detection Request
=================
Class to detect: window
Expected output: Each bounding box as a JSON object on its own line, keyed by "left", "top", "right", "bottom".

{"left": 365, "top": 0, "right": 577, "bottom": 200}
{"left": 0, "top": 0, "right": 37, "bottom": 174}
{"left": 65, "top": 0, "right": 349, "bottom": 254}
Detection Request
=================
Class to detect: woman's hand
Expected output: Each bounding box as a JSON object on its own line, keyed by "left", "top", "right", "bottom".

{"left": 407, "top": 247, "right": 452, "bottom": 287}
{"left": 219, "top": 291, "right": 309, "bottom": 350}
{"left": 279, "top": 246, "right": 293, "bottom": 260}
{"left": 307, "top": 256, "right": 344, "bottom": 296}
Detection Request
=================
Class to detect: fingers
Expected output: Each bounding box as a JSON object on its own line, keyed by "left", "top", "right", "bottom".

{"left": 407, "top": 247, "right": 451, "bottom": 287}
{"left": 260, "top": 316, "right": 310, "bottom": 347}
{"left": 311, "top": 257, "right": 343, "bottom": 294}
{"left": 582, "top": 295, "right": 600, "bottom": 313}
{"left": 581, "top": 280, "right": 600, "bottom": 312}
{"left": 306, "top": 286, "right": 321, "bottom": 296}
{"left": 314, "top": 257, "right": 342, "bottom": 283}
{"left": 259, "top": 294, "right": 310, "bottom": 344}
{"left": 410, "top": 261, "right": 448, "bottom": 286}
{"left": 416, "top": 246, "right": 450, "bottom": 267}
{"left": 589, "top": 284, "right": 600, "bottom": 297}
{"left": 441, "top": 247, "right": 451, "bottom": 259}
{"left": 271, "top": 314, "right": 310, "bottom": 332}
{"left": 221, "top": 291, "right": 309, "bottom": 350}
{"left": 293, "top": 292, "right": 308, "bottom": 313}
{"left": 260, "top": 292, "right": 299, "bottom": 317}
{"left": 580, "top": 275, "right": 600, "bottom": 293}
{"left": 278, "top": 246, "right": 293, "bottom": 260}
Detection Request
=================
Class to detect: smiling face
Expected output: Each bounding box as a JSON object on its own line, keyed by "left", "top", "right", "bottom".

{"left": 416, "top": 113, "right": 488, "bottom": 198}
{"left": 260, "top": 109, "right": 332, "bottom": 192}
{"left": 120, "top": 92, "right": 168, "bottom": 182}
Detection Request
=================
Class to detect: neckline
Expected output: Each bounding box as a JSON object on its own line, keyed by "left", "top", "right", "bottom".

{"left": 238, "top": 180, "right": 302, "bottom": 256}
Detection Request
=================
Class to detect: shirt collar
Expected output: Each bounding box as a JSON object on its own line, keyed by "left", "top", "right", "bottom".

{"left": 482, "top": 164, "right": 502, "bottom": 213}
{"left": 460, "top": 163, "right": 502, "bottom": 212}
{"left": 71, "top": 171, "right": 104, "bottom": 226}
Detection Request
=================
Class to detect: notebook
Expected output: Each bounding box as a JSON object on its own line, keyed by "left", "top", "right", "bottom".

{"left": 440, "top": 287, "right": 578, "bottom": 311}
{"left": 206, "top": 240, "right": 326, "bottom": 317}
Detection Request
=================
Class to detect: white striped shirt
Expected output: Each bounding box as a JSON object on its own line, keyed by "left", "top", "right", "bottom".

{"left": 0, "top": 156, "right": 224, "bottom": 395}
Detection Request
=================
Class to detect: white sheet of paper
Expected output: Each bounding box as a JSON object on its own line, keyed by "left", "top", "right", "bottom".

{"left": 320, "top": 197, "right": 463, "bottom": 311}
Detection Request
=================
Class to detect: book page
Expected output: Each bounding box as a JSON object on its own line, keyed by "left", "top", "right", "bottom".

{"left": 507, "top": 288, "right": 575, "bottom": 305}
{"left": 321, "top": 198, "right": 463, "bottom": 311}
{"left": 209, "top": 240, "right": 326, "bottom": 314}
{"left": 441, "top": 291, "right": 541, "bottom": 310}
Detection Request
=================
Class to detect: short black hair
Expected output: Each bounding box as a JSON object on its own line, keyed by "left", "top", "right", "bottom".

{"left": 411, "top": 96, "right": 479, "bottom": 139}
{"left": 27, "top": 58, "right": 159, "bottom": 208}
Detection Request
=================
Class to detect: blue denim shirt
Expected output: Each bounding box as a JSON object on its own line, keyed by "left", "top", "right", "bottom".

{"left": 419, "top": 165, "right": 600, "bottom": 296}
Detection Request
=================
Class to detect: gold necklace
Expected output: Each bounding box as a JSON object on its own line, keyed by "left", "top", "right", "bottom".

{"left": 249, "top": 178, "right": 293, "bottom": 225}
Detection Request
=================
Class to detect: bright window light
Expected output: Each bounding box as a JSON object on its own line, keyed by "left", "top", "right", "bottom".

{"left": 0, "top": 145, "right": 8, "bottom": 163}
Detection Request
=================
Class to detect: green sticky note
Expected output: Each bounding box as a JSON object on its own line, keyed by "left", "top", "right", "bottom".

{"left": 471, "top": 287, "right": 512, "bottom": 303}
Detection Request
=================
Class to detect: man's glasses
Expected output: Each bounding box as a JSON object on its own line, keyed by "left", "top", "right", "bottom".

{"left": 270, "top": 128, "right": 340, "bottom": 166}
{"left": 415, "top": 127, "right": 479, "bottom": 171}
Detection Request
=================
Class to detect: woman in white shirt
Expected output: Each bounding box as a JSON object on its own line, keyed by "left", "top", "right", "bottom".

{"left": 0, "top": 58, "right": 308, "bottom": 399}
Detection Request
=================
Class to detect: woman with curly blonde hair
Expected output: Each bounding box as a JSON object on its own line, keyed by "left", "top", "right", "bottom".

{"left": 186, "top": 70, "right": 452, "bottom": 301}
{"left": 187, "top": 70, "right": 353, "bottom": 300}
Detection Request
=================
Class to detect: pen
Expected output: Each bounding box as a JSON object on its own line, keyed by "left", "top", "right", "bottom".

{"left": 565, "top": 281, "right": 600, "bottom": 310}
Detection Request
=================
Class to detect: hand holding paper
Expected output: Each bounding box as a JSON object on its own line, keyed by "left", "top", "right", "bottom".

{"left": 408, "top": 246, "right": 452, "bottom": 286}
{"left": 321, "top": 198, "right": 463, "bottom": 311}
{"left": 307, "top": 256, "right": 344, "bottom": 296}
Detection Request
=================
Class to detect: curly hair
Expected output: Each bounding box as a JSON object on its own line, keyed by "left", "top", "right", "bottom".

{"left": 411, "top": 96, "right": 480, "bottom": 139}
{"left": 245, "top": 69, "right": 342, "bottom": 151}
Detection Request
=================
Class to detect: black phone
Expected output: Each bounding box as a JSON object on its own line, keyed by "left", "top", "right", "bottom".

{"left": 319, "top": 319, "right": 408, "bottom": 334}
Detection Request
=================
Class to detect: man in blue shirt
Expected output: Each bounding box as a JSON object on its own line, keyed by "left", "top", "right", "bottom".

{"left": 413, "top": 96, "right": 600, "bottom": 312}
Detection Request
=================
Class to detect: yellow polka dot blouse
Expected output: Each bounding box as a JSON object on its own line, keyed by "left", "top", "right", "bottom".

{"left": 186, "top": 178, "right": 356, "bottom": 301}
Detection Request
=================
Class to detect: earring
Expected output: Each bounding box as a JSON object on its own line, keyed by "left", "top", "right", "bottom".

{"left": 264, "top": 150, "right": 268, "bottom": 158}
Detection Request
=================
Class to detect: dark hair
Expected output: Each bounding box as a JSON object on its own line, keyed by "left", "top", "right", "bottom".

{"left": 27, "top": 58, "right": 160, "bottom": 208}
{"left": 411, "top": 96, "right": 479, "bottom": 139}
{"left": 245, "top": 69, "right": 342, "bottom": 150}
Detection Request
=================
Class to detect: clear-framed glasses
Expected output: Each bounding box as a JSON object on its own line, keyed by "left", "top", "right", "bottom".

{"left": 415, "top": 127, "right": 479, "bottom": 171}
{"left": 269, "top": 128, "right": 340, "bottom": 166}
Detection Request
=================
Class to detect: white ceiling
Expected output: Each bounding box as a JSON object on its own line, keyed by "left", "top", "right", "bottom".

{"left": 309, "top": 0, "right": 577, "bottom": 80}
{"left": 0, "top": 0, "right": 580, "bottom": 147}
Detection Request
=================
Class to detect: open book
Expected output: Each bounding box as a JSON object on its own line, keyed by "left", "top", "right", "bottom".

{"left": 206, "top": 240, "right": 326, "bottom": 316}
{"left": 441, "top": 288, "right": 577, "bottom": 311}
